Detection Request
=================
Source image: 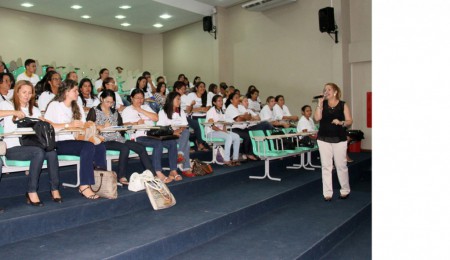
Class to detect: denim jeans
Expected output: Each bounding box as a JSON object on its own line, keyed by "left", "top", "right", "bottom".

{"left": 56, "top": 140, "right": 107, "bottom": 185}
{"left": 104, "top": 140, "right": 154, "bottom": 179}
{"left": 6, "top": 146, "right": 60, "bottom": 192}
{"left": 136, "top": 137, "right": 177, "bottom": 172}
{"left": 208, "top": 131, "right": 240, "bottom": 161}
{"left": 177, "top": 128, "right": 191, "bottom": 170}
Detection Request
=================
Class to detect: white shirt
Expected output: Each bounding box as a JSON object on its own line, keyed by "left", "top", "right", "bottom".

{"left": 180, "top": 94, "right": 189, "bottom": 112}
{"left": 94, "top": 79, "right": 103, "bottom": 90}
{"left": 205, "top": 107, "right": 226, "bottom": 135}
{"left": 17, "top": 73, "right": 40, "bottom": 87}
{"left": 186, "top": 93, "right": 205, "bottom": 117}
{"left": 260, "top": 105, "right": 276, "bottom": 122}
{"left": 238, "top": 105, "right": 257, "bottom": 128}
{"left": 224, "top": 104, "right": 246, "bottom": 129}
{"left": 98, "top": 91, "right": 124, "bottom": 108}
{"left": 157, "top": 109, "right": 188, "bottom": 130}
{"left": 0, "top": 101, "right": 41, "bottom": 148}
{"left": 77, "top": 96, "right": 100, "bottom": 109}
{"left": 129, "top": 88, "right": 153, "bottom": 99}
{"left": 248, "top": 99, "right": 261, "bottom": 113}
{"left": 273, "top": 104, "right": 292, "bottom": 120}
{"left": 297, "top": 116, "right": 315, "bottom": 132}
{"left": 0, "top": 90, "right": 13, "bottom": 102}
{"left": 206, "top": 92, "right": 216, "bottom": 107}
{"left": 38, "top": 91, "right": 55, "bottom": 112}
{"left": 44, "top": 101, "right": 86, "bottom": 141}
{"left": 121, "top": 105, "right": 156, "bottom": 137}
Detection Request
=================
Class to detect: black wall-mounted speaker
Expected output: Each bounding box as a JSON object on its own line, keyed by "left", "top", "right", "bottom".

{"left": 319, "top": 7, "right": 335, "bottom": 33}
{"left": 203, "top": 16, "right": 213, "bottom": 32}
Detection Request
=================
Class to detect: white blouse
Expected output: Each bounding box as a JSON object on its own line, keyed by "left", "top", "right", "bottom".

{"left": 186, "top": 93, "right": 205, "bottom": 117}
{"left": 121, "top": 105, "right": 156, "bottom": 137}
{"left": 157, "top": 109, "right": 188, "bottom": 130}
{"left": 224, "top": 104, "right": 246, "bottom": 129}
{"left": 259, "top": 105, "right": 276, "bottom": 122}
{"left": 205, "top": 107, "right": 226, "bottom": 134}
{"left": 44, "top": 101, "right": 86, "bottom": 141}
{"left": 297, "top": 116, "right": 316, "bottom": 132}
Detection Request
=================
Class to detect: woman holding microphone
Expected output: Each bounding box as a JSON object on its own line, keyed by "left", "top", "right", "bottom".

{"left": 314, "top": 83, "right": 352, "bottom": 201}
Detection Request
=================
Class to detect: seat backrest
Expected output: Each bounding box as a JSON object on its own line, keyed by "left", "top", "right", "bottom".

{"left": 249, "top": 130, "right": 270, "bottom": 156}
{"left": 197, "top": 118, "right": 208, "bottom": 142}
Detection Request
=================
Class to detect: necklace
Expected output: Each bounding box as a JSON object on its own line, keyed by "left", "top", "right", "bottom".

{"left": 328, "top": 100, "right": 339, "bottom": 109}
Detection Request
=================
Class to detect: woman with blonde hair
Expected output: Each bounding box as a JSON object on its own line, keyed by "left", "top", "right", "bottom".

{"left": 314, "top": 83, "right": 353, "bottom": 201}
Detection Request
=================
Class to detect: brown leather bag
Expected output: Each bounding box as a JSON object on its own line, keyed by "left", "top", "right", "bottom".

{"left": 91, "top": 170, "right": 118, "bottom": 199}
{"left": 191, "top": 159, "right": 213, "bottom": 176}
{"left": 74, "top": 121, "right": 104, "bottom": 145}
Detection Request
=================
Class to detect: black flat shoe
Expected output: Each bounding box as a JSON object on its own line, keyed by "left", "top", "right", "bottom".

{"left": 26, "top": 193, "right": 44, "bottom": 207}
{"left": 324, "top": 197, "right": 332, "bottom": 202}
{"left": 339, "top": 194, "right": 350, "bottom": 200}
{"left": 50, "top": 191, "right": 63, "bottom": 203}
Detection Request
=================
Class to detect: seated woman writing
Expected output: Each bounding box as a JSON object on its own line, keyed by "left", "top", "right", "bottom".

{"left": 206, "top": 94, "right": 241, "bottom": 166}
{"left": 0, "top": 80, "right": 62, "bottom": 206}
{"left": 121, "top": 89, "right": 181, "bottom": 182}
{"left": 86, "top": 89, "right": 167, "bottom": 184}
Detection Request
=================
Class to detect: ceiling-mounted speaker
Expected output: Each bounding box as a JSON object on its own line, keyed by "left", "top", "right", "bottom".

{"left": 319, "top": 7, "right": 335, "bottom": 33}
{"left": 203, "top": 16, "right": 213, "bottom": 32}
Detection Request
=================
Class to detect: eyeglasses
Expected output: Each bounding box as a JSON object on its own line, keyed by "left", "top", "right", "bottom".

{"left": 51, "top": 78, "right": 61, "bottom": 81}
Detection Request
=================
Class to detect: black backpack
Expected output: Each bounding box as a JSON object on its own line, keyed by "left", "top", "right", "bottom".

{"left": 15, "top": 117, "right": 57, "bottom": 152}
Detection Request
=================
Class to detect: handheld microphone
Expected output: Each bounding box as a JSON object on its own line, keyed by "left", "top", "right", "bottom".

{"left": 313, "top": 95, "right": 324, "bottom": 99}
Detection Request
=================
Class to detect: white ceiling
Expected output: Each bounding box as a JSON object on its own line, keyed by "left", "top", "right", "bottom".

{"left": 0, "top": 0, "right": 247, "bottom": 34}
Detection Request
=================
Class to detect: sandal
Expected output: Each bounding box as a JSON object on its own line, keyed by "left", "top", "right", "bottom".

{"left": 223, "top": 161, "right": 234, "bottom": 167}
{"left": 156, "top": 172, "right": 172, "bottom": 184}
{"left": 197, "top": 143, "right": 209, "bottom": 152}
{"left": 169, "top": 171, "right": 183, "bottom": 181}
{"left": 232, "top": 160, "right": 241, "bottom": 166}
{"left": 79, "top": 186, "right": 99, "bottom": 200}
{"left": 247, "top": 154, "right": 258, "bottom": 161}
{"left": 119, "top": 177, "right": 129, "bottom": 185}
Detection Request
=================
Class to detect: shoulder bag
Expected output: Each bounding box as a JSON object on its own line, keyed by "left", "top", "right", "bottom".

{"left": 191, "top": 159, "right": 213, "bottom": 176}
{"left": 142, "top": 170, "right": 176, "bottom": 210}
{"left": 91, "top": 169, "right": 118, "bottom": 199}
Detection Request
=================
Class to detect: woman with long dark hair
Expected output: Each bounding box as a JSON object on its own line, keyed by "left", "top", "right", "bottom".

{"left": 186, "top": 81, "right": 210, "bottom": 151}
{"left": 95, "top": 68, "right": 109, "bottom": 93}
{"left": 0, "top": 80, "right": 62, "bottom": 206}
{"left": 44, "top": 79, "right": 107, "bottom": 200}
{"left": 154, "top": 82, "right": 167, "bottom": 108}
{"left": 78, "top": 78, "right": 99, "bottom": 112}
{"left": 98, "top": 77, "right": 125, "bottom": 112}
{"left": 37, "top": 70, "right": 61, "bottom": 112}
{"left": 314, "top": 83, "right": 352, "bottom": 201}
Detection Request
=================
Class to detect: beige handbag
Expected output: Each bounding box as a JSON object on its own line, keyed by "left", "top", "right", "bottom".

{"left": 143, "top": 172, "right": 176, "bottom": 210}
{"left": 91, "top": 170, "right": 118, "bottom": 199}
{"left": 74, "top": 121, "right": 105, "bottom": 145}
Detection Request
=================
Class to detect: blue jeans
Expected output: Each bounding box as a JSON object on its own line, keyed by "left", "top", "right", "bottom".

{"left": 6, "top": 146, "right": 60, "bottom": 192}
{"left": 104, "top": 140, "right": 154, "bottom": 179}
{"left": 56, "top": 140, "right": 107, "bottom": 185}
{"left": 136, "top": 137, "right": 177, "bottom": 172}
{"left": 177, "top": 128, "right": 191, "bottom": 170}
{"left": 208, "top": 131, "right": 240, "bottom": 161}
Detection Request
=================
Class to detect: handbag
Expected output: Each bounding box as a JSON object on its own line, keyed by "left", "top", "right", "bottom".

{"left": 74, "top": 121, "right": 105, "bottom": 145}
{"left": 15, "top": 117, "right": 56, "bottom": 152}
{"left": 147, "top": 125, "right": 174, "bottom": 137}
{"left": 128, "top": 170, "right": 154, "bottom": 192}
{"left": 91, "top": 169, "right": 118, "bottom": 199}
{"left": 215, "top": 146, "right": 225, "bottom": 163}
{"left": 191, "top": 159, "right": 213, "bottom": 176}
{"left": 143, "top": 172, "right": 176, "bottom": 210}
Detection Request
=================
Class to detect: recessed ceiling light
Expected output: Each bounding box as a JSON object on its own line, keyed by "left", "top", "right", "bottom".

{"left": 121, "top": 23, "right": 131, "bottom": 27}
{"left": 119, "top": 5, "right": 131, "bottom": 9}
{"left": 159, "top": 14, "right": 172, "bottom": 19}
{"left": 81, "top": 15, "right": 91, "bottom": 19}
{"left": 153, "top": 23, "right": 163, "bottom": 28}
{"left": 115, "top": 15, "right": 126, "bottom": 19}
{"left": 71, "top": 5, "right": 82, "bottom": 9}
{"left": 21, "top": 3, "right": 34, "bottom": 8}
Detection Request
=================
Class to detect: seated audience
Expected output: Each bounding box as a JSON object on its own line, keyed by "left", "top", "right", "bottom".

{"left": 98, "top": 77, "right": 125, "bottom": 112}
{"left": 38, "top": 71, "right": 61, "bottom": 112}
{"left": 87, "top": 89, "right": 163, "bottom": 184}
{"left": 157, "top": 92, "right": 195, "bottom": 177}
{"left": 121, "top": 89, "right": 180, "bottom": 182}
{"left": 186, "top": 81, "right": 210, "bottom": 151}
{"left": 0, "top": 80, "right": 62, "bottom": 206}
{"left": 66, "top": 71, "right": 78, "bottom": 83}
{"left": 173, "top": 81, "right": 192, "bottom": 114}
{"left": 131, "top": 76, "right": 152, "bottom": 103}
{"left": 260, "top": 96, "right": 290, "bottom": 128}
{"left": 154, "top": 82, "right": 167, "bottom": 108}
{"left": 297, "top": 105, "right": 316, "bottom": 132}
{"left": 225, "top": 91, "right": 258, "bottom": 161}
{"left": 44, "top": 79, "right": 106, "bottom": 200}
{"left": 0, "top": 61, "right": 10, "bottom": 73}
{"left": 206, "top": 83, "right": 218, "bottom": 107}
{"left": 142, "top": 71, "right": 156, "bottom": 94}
{"left": 78, "top": 78, "right": 100, "bottom": 113}
{"left": 273, "top": 95, "right": 299, "bottom": 121}
{"left": 0, "top": 72, "right": 13, "bottom": 102}
{"left": 246, "top": 88, "right": 261, "bottom": 113}
{"left": 95, "top": 68, "right": 110, "bottom": 93}
{"left": 219, "top": 82, "right": 227, "bottom": 97}
{"left": 17, "top": 59, "right": 40, "bottom": 87}
{"left": 206, "top": 95, "right": 241, "bottom": 166}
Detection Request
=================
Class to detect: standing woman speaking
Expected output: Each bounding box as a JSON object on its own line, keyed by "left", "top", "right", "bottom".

{"left": 314, "top": 83, "right": 353, "bottom": 201}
